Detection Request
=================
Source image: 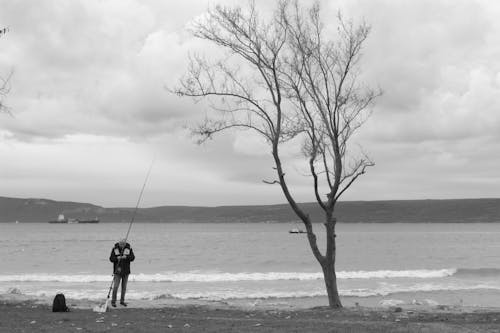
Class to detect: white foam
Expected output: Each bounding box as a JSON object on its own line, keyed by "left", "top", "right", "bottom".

{"left": 342, "top": 282, "right": 499, "bottom": 297}
{"left": 337, "top": 269, "right": 456, "bottom": 279}
{"left": 4, "top": 281, "right": 499, "bottom": 301}
{"left": 5, "top": 285, "right": 500, "bottom": 301}
{"left": 0, "top": 268, "right": 457, "bottom": 283}
{"left": 0, "top": 274, "right": 112, "bottom": 283}
{"left": 2, "top": 288, "right": 327, "bottom": 301}
{"left": 132, "top": 272, "right": 323, "bottom": 282}
{"left": 379, "top": 299, "right": 405, "bottom": 307}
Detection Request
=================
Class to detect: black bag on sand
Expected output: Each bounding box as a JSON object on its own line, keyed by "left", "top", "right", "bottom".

{"left": 52, "top": 293, "right": 69, "bottom": 312}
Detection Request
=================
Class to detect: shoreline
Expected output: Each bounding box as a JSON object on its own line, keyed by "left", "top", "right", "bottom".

{"left": 2, "top": 298, "right": 500, "bottom": 332}
{"left": 4, "top": 287, "right": 500, "bottom": 310}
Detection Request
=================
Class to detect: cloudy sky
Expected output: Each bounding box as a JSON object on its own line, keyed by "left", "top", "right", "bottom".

{"left": 1, "top": 0, "right": 499, "bottom": 208}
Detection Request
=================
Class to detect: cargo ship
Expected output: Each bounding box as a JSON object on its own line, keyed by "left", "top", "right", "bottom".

{"left": 49, "top": 214, "right": 99, "bottom": 224}
{"left": 76, "top": 217, "right": 99, "bottom": 223}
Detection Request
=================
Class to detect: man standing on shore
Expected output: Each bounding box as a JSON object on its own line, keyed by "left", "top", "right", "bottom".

{"left": 109, "top": 239, "right": 135, "bottom": 307}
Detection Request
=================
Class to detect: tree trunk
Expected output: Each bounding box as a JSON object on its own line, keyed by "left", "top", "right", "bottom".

{"left": 323, "top": 214, "right": 342, "bottom": 308}
{"left": 321, "top": 259, "right": 342, "bottom": 308}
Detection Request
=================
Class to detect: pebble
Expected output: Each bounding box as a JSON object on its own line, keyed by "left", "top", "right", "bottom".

{"left": 30, "top": 320, "right": 36, "bottom": 324}
{"left": 167, "top": 324, "right": 173, "bottom": 328}
{"left": 254, "top": 323, "right": 262, "bottom": 327}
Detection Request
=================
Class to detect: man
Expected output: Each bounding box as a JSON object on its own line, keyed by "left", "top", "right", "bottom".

{"left": 109, "top": 238, "right": 135, "bottom": 307}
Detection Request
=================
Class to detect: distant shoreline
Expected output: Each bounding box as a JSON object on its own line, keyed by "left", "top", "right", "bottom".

{"left": 1, "top": 196, "right": 500, "bottom": 223}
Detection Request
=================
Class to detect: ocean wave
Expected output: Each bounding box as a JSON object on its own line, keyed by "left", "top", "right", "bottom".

{"left": 341, "top": 283, "right": 499, "bottom": 297}
{"left": 0, "top": 274, "right": 113, "bottom": 283}
{"left": 0, "top": 269, "right": 457, "bottom": 283}
{"left": 128, "top": 282, "right": 500, "bottom": 299}
{"left": 2, "top": 283, "right": 500, "bottom": 301}
{"left": 0, "top": 288, "right": 325, "bottom": 301}
{"left": 337, "top": 269, "right": 456, "bottom": 279}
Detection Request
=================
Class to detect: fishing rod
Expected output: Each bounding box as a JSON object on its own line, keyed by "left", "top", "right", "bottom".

{"left": 124, "top": 157, "right": 155, "bottom": 242}
{"left": 95, "top": 158, "right": 155, "bottom": 313}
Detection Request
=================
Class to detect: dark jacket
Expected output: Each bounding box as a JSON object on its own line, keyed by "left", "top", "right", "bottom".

{"left": 109, "top": 242, "right": 135, "bottom": 276}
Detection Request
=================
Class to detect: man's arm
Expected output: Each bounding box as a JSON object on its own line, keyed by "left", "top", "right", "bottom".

{"left": 127, "top": 247, "right": 135, "bottom": 262}
{"left": 109, "top": 247, "right": 118, "bottom": 262}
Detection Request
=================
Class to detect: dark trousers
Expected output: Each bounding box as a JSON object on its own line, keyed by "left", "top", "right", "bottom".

{"left": 111, "top": 274, "right": 129, "bottom": 303}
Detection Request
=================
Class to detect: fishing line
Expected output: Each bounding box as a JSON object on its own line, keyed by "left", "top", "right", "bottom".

{"left": 124, "top": 156, "right": 155, "bottom": 242}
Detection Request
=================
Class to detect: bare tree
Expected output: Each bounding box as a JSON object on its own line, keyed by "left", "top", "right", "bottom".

{"left": 0, "top": 72, "right": 11, "bottom": 114}
{"left": 0, "top": 27, "right": 10, "bottom": 114}
{"left": 174, "top": 0, "right": 379, "bottom": 308}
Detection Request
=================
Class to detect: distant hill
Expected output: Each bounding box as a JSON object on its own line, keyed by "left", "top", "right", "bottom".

{"left": 1, "top": 196, "right": 499, "bottom": 223}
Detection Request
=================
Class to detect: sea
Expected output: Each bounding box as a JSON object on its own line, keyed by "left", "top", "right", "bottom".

{"left": 2, "top": 222, "right": 500, "bottom": 309}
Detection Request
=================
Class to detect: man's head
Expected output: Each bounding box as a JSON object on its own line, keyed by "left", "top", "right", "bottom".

{"left": 118, "top": 238, "right": 126, "bottom": 248}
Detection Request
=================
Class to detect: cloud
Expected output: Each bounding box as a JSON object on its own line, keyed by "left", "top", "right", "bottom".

{"left": 1, "top": 0, "right": 500, "bottom": 206}
{"left": 338, "top": 0, "right": 500, "bottom": 145}
{"left": 0, "top": 0, "right": 210, "bottom": 141}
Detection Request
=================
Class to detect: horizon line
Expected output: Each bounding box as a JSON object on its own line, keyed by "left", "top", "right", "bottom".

{"left": 2, "top": 195, "right": 500, "bottom": 209}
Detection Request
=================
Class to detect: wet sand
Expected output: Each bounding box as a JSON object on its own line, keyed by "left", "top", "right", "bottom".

{"left": 2, "top": 299, "right": 500, "bottom": 333}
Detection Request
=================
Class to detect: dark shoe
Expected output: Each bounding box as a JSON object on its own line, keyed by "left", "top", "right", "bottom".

{"left": 120, "top": 301, "right": 127, "bottom": 307}
{"left": 111, "top": 302, "right": 116, "bottom": 307}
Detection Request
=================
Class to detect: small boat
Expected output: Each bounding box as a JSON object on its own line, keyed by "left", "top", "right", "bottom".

{"left": 289, "top": 228, "right": 306, "bottom": 234}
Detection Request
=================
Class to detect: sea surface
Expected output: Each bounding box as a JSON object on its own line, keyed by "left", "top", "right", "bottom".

{"left": 2, "top": 222, "right": 500, "bottom": 308}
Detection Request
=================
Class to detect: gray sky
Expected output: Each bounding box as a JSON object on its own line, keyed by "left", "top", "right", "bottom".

{"left": 1, "top": 0, "right": 499, "bottom": 207}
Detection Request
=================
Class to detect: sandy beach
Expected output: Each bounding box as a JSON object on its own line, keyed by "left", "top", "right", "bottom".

{"left": 2, "top": 296, "right": 500, "bottom": 333}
